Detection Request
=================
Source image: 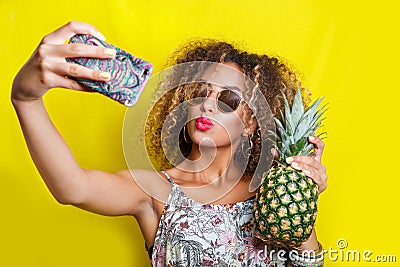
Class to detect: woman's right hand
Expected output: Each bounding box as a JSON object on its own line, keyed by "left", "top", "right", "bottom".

{"left": 11, "top": 21, "right": 116, "bottom": 104}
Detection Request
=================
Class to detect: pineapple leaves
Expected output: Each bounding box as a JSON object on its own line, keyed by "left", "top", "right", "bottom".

{"left": 289, "top": 137, "right": 308, "bottom": 155}
{"left": 274, "top": 88, "right": 328, "bottom": 160}
{"left": 274, "top": 117, "right": 294, "bottom": 144}
{"left": 282, "top": 92, "right": 295, "bottom": 137}
{"left": 291, "top": 88, "right": 305, "bottom": 125}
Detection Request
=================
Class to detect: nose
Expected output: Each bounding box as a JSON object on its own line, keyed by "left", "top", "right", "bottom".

{"left": 200, "top": 90, "right": 218, "bottom": 113}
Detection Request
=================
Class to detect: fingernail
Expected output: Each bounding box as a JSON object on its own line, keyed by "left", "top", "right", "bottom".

{"left": 309, "top": 136, "right": 315, "bottom": 141}
{"left": 100, "top": 72, "right": 111, "bottom": 79}
{"left": 286, "top": 157, "right": 294, "bottom": 163}
{"left": 303, "top": 170, "right": 311, "bottom": 176}
{"left": 104, "top": 48, "right": 116, "bottom": 56}
{"left": 291, "top": 162, "right": 299, "bottom": 168}
{"left": 96, "top": 31, "right": 106, "bottom": 41}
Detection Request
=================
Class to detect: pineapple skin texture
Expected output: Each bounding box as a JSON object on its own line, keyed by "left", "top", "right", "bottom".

{"left": 253, "top": 164, "right": 318, "bottom": 248}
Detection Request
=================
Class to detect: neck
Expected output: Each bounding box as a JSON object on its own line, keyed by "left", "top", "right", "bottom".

{"left": 177, "top": 140, "right": 244, "bottom": 185}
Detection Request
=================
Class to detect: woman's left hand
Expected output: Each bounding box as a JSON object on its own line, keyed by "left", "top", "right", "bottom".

{"left": 285, "top": 136, "right": 328, "bottom": 194}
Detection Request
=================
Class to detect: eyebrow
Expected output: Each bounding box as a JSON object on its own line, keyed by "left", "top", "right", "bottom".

{"left": 196, "top": 79, "right": 242, "bottom": 94}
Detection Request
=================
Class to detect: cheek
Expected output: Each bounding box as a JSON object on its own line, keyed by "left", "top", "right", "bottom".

{"left": 187, "top": 105, "right": 199, "bottom": 121}
{"left": 217, "top": 114, "right": 246, "bottom": 142}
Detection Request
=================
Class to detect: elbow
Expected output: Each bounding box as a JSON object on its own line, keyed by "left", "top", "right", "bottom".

{"left": 49, "top": 172, "right": 90, "bottom": 206}
{"left": 52, "top": 190, "right": 86, "bottom": 206}
{"left": 55, "top": 195, "right": 75, "bottom": 205}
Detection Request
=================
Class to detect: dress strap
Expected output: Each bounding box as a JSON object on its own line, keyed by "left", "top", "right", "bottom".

{"left": 161, "top": 171, "right": 176, "bottom": 185}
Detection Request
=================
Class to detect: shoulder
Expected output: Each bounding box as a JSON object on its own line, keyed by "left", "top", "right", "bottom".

{"left": 114, "top": 169, "right": 166, "bottom": 182}
{"left": 116, "top": 169, "right": 174, "bottom": 204}
{"left": 113, "top": 169, "right": 133, "bottom": 179}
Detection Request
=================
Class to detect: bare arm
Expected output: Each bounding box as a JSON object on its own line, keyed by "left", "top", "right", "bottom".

{"left": 12, "top": 21, "right": 151, "bottom": 217}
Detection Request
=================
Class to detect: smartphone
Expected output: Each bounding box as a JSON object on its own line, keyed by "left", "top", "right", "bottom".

{"left": 66, "top": 34, "right": 153, "bottom": 107}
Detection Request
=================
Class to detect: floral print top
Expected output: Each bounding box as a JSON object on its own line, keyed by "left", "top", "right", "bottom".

{"left": 150, "top": 171, "right": 287, "bottom": 267}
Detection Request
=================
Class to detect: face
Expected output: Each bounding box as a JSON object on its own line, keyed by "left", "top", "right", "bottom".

{"left": 186, "top": 62, "right": 250, "bottom": 149}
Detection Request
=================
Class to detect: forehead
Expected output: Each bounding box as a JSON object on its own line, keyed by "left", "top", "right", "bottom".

{"left": 199, "top": 62, "right": 246, "bottom": 91}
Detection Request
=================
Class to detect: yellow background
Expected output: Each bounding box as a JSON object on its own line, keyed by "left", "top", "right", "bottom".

{"left": 1, "top": 1, "right": 399, "bottom": 266}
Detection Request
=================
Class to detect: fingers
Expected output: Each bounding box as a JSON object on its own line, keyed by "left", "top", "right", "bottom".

{"left": 37, "top": 62, "right": 111, "bottom": 90}
{"left": 289, "top": 161, "right": 328, "bottom": 193}
{"left": 12, "top": 21, "right": 110, "bottom": 101}
{"left": 303, "top": 168, "right": 327, "bottom": 193}
{"left": 41, "top": 21, "right": 106, "bottom": 45}
{"left": 308, "top": 136, "right": 325, "bottom": 162}
{"left": 286, "top": 156, "right": 328, "bottom": 194}
{"left": 57, "top": 75, "right": 88, "bottom": 91}
{"left": 54, "top": 62, "right": 112, "bottom": 81}
{"left": 286, "top": 156, "right": 326, "bottom": 173}
{"left": 36, "top": 43, "right": 116, "bottom": 88}
{"left": 41, "top": 43, "right": 116, "bottom": 59}
{"left": 34, "top": 71, "right": 84, "bottom": 91}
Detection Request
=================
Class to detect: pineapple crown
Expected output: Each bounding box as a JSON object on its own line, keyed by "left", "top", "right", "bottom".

{"left": 271, "top": 88, "right": 327, "bottom": 163}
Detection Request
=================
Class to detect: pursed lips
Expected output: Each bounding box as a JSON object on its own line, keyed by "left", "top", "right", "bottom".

{"left": 195, "top": 116, "right": 213, "bottom": 131}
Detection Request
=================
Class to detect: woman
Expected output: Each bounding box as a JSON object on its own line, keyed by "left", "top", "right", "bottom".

{"left": 12, "top": 21, "right": 328, "bottom": 266}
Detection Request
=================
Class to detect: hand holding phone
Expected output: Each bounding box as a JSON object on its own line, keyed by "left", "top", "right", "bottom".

{"left": 66, "top": 34, "right": 153, "bottom": 107}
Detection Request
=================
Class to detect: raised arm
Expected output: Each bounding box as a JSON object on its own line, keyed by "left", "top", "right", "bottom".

{"left": 11, "top": 21, "right": 151, "bottom": 217}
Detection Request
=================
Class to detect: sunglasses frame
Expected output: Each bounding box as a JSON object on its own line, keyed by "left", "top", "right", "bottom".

{"left": 188, "top": 82, "right": 244, "bottom": 113}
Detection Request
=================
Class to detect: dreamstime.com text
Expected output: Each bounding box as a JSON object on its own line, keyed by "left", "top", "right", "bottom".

{"left": 322, "top": 238, "right": 396, "bottom": 263}
{"left": 258, "top": 238, "right": 397, "bottom": 263}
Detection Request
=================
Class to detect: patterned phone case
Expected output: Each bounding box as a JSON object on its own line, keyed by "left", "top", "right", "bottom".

{"left": 66, "top": 34, "right": 153, "bottom": 107}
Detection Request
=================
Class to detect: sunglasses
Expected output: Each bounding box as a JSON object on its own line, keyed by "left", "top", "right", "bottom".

{"left": 188, "top": 82, "right": 243, "bottom": 113}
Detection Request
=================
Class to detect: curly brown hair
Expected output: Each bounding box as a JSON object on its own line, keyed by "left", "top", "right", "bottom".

{"left": 145, "top": 39, "right": 311, "bottom": 177}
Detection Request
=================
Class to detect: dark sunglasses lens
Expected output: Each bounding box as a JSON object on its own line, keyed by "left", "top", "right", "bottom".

{"left": 218, "top": 90, "right": 241, "bottom": 112}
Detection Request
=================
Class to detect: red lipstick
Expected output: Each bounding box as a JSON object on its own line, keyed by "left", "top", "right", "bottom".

{"left": 195, "top": 117, "right": 213, "bottom": 131}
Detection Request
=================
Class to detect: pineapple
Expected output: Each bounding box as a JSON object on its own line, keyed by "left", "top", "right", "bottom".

{"left": 253, "top": 88, "right": 327, "bottom": 248}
